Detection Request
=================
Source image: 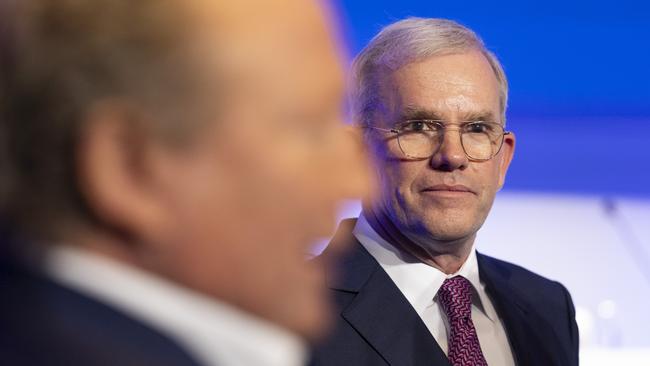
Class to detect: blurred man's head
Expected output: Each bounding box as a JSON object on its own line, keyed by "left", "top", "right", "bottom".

{"left": 0, "top": 0, "right": 367, "bottom": 339}
{"left": 350, "top": 18, "right": 514, "bottom": 253}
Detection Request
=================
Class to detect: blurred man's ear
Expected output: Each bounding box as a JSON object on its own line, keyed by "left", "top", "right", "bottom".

{"left": 76, "top": 101, "right": 172, "bottom": 243}
{"left": 497, "top": 131, "right": 516, "bottom": 190}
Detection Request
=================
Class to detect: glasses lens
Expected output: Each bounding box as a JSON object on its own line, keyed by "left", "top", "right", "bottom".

{"left": 461, "top": 122, "right": 504, "bottom": 160}
{"left": 394, "top": 121, "right": 504, "bottom": 160}
{"left": 397, "top": 122, "right": 439, "bottom": 158}
{"left": 462, "top": 133, "right": 493, "bottom": 160}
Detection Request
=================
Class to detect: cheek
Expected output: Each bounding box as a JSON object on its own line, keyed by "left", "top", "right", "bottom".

{"left": 162, "top": 158, "right": 229, "bottom": 236}
{"left": 470, "top": 162, "right": 502, "bottom": 208}
{"left": 374, "top": 159, "right": 423, "bottom": 212}
{"left": 372, "top": 159, "right": 397, "bottom": 200}
{"left": 221, "top": 136, "right": 337, "bottom": 247}
{"left": 486, "top": 160, "right": 504, "bottom": 190}
{"left": 179, "top": 160, "right": 307, "bottom": 283}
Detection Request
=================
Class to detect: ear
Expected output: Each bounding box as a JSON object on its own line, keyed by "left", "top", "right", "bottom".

{"left": 76, "top": 101, "right": 171, "bottom": 243}
{"left": 497, "top": 131, "right": 516, "bottom": 190}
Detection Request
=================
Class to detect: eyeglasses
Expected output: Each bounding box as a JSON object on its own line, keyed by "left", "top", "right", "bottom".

{"left": 364, "top": 120, "right": 511, "bottom": 161}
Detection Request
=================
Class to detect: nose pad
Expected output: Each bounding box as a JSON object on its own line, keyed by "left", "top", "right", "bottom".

{"left": 429, "top": 129, "right": 468, "bottom": 171}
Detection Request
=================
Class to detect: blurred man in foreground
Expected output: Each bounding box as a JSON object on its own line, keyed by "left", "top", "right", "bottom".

{"left": 311, "top": 18, "right": 579, "bottom": 366}
{"left": 0, "top": 0, "right": 367, "bottom": 365}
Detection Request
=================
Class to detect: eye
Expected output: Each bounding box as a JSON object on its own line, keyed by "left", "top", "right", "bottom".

{"left": 401, "top": 120, "right": 437, "bottom": 133}
{"left": 465, "top": 122, "right": 493, "bottom": 134}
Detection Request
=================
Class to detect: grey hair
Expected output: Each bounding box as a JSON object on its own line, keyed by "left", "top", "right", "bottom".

{"left": 350, "top": 17, "right": 508, "bottom": 126}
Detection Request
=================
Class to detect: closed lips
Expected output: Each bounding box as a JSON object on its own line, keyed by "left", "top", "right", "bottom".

{"left": 422, "top": 184, "right": 475, "bottom": 194}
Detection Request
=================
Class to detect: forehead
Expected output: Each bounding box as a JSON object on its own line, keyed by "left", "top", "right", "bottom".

{"left": 382, "top": 51, "right": 500, "bottom": 122}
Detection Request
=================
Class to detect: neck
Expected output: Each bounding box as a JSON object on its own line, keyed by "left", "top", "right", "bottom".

{"left": 363, "top": 203, "right": 475, "bottom": 274}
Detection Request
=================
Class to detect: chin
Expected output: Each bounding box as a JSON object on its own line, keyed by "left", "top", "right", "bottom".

{"left": 413, "top": 218, "right": 479, "bottom": 243}
{"left": 428, "top": 229, "right": 476, "bottom": 242}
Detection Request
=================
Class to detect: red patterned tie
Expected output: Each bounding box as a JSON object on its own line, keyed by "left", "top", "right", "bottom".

{"left": 438, "top": 276, "right": 488, "bottom": 366}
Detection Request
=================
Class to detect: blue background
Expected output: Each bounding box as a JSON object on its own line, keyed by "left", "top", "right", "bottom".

{"left": 333, "top": 0, "right": 650, "bottom": 197}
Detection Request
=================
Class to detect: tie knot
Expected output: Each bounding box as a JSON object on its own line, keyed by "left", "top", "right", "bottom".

{"left": 438, "top": 276, "right": 473, "bottom": 320}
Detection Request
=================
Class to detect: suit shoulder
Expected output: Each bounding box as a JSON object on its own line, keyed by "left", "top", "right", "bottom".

{"left": 478, "top": 253, "right": 579, "bottom": 365}
{"left": 478, "top": 253, "right": 571, "bottom": 300}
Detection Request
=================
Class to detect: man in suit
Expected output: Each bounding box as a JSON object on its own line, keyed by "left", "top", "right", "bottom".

{"left": 0, "top": 0, "right": 368, "bottom": 365}
{"left": 311, "top": 18, "right": 579, "bottom": 366}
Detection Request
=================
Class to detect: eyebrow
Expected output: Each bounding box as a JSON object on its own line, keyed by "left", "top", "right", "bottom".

{"left": 399, "top": 106, "right": 445, "bottom": 122}
{"left": 398, "top": 106, "right": 499, "bottom": 123}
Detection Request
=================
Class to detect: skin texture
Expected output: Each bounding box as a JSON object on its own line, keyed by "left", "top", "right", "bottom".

{"left": 365, "top": 50, "right": 515, "bottom": 274}
{"left": 72, "top": 0, "right": 369, "bottom": 340}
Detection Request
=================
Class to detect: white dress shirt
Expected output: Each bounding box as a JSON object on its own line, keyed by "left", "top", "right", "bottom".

{"left": 353, "top": 213, "right": 516, "bottom": 366}
{"left": 43, "top": 245, "right": 306, "bottom": 366}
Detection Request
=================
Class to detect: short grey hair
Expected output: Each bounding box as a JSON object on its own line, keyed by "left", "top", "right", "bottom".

{"left": 350, "top": 17, "right": 508, "bottom": 126}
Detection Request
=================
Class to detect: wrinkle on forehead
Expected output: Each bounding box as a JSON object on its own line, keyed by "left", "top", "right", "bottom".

{"left": 414, "top": 75, "right": 477, "bottom": 93}
{"left": 381, "top": 51, "right": 501, "bottom": 125}
{"left": 403, "top": 70, "right": 492, "bottom": 104}
{"left": 400, "top": 105, "right": 499, "bottom": 125}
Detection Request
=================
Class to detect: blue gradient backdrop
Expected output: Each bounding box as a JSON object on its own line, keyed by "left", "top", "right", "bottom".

{"left": 333, "top": 0, "right": 650, "bottom": 197}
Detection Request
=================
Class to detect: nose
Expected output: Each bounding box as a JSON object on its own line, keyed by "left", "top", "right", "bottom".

{"left": 429, "top": 128, "right": 469, "bottom": 171}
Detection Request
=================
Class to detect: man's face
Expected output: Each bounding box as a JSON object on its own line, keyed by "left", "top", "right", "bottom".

{"left": 367, "top": 51, "right": 515, "bottom": 246}
{"left": 148, "top": 0, "right": 368, "bottom": 338}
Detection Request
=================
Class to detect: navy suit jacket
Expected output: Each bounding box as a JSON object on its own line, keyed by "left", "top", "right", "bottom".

{"left": 0, "top": 247, "right": 202, "bottom": 366}
{"left": 310, "top": 219, "right": 579, "bottom": 366}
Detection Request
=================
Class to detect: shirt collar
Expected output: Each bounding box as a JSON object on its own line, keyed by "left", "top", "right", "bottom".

{"left": 44, "top": 245, "right": 306, "bottom": 366}
{"left": 353, "top": 212, "right": 497, "bottom": 322}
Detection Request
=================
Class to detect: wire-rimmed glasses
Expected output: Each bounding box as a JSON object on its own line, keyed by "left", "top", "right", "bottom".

{"left": 364, "top": 120, "right": 510, "bottom": 161}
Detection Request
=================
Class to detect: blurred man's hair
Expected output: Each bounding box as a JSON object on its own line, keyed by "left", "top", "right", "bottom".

{"left": 350, "top": 17, "right": 508, "bottom": 127}
{"left": 0, "top": 0, "right": 210, "bottom": 239}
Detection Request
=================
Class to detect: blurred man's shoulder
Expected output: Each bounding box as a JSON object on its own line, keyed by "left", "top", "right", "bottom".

{"left": 0, "top": 256, "right": 200, "bottom": 366}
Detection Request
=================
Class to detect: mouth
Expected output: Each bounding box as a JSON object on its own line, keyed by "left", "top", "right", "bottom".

{"left": 421, "top": 184, "right": 476, "bottom": 196}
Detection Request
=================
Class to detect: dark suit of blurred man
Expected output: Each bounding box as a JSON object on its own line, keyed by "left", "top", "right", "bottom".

{"left": 0, "top": 0, "right": 368, "bottom": 365}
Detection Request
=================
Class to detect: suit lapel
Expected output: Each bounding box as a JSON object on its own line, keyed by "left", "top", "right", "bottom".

{"left": 477, "top": 253, "right": 566, "bottom": 366}
{"left": 323, "top": 220, "right": 450, "bottom": 366}
{"left": 324, "top": 221, "right": 569, "bottom": 366}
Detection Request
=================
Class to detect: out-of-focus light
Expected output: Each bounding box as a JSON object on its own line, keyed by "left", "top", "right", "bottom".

{"left": 597, "top": 300, "right": 617, "bottom": 320}
{"left": 581, "top": 348, "right": 650, "bottom": 365}
{"left": 575, "top": 305, "right": 595, "bottom": 348}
